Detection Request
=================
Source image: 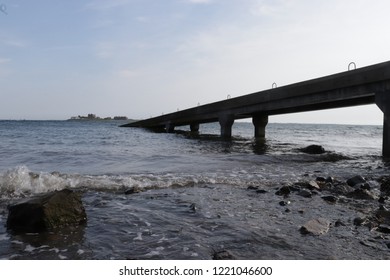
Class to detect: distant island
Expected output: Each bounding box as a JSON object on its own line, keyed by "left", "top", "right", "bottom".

{"left": 68, "top": 113, "right": 129, "bottom": 121}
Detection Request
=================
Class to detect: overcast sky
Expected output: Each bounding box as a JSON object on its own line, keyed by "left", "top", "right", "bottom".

{"left": 0, "top": 0, "right": 388, "bottom": 124}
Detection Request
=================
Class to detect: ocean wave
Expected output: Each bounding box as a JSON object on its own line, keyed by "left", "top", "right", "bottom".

{"left": 0, "top": 166, "right": 269, "bottom": 198}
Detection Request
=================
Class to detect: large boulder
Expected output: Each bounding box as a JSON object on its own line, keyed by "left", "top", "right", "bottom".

{"left": 6, "top": 189, "right": 86, "bottom": 233}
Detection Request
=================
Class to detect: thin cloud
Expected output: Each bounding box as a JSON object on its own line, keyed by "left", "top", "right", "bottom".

{"left": 0, "top": 58, "right": 11, "bottom": 64}
{"left": 85, "top": 0, "right": 131, "bottom": 10}
{"left": 187, "top": 0, "right": 213, "bottom": 4}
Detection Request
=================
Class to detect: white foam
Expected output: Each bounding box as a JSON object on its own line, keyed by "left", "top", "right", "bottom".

{"left": 0, "top": 165, "right": 268, "bottom": 198}
{"left": 24, "top": 245, "right": 36, "bottom": 252}
{"left": 0, "top": 234, "right": 9, "bottom": 241}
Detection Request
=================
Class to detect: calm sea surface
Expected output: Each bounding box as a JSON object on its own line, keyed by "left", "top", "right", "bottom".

{"left": 0, "top": 120, "right": 388, "bottom": 259}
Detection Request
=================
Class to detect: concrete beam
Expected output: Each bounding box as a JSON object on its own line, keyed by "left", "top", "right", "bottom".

{"left": 219, "top": 114, "right": 234, "bottom": 138}
{"left": 376, "top": 91, "right": 390, "bottom": 158}
{"left": 252, "top": 115, "right": 268, "bottom": 138}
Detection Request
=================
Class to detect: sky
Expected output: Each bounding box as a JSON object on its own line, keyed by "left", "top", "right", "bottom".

{"left": 0, "top": 0, "right": 389, "bottom": 124}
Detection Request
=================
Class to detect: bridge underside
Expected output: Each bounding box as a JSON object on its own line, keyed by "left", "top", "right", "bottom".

{"left": 122, "top": 61, "right": 390, "bottom": 158}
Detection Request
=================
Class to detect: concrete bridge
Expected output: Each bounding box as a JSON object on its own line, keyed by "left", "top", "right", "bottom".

{"left": 121, "top": 60, "right": 390, "bottom": 157}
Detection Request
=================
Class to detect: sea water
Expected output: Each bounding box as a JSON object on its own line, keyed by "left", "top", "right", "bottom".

{"left": 0, "top": 120, "right": 388, "bottom": 259}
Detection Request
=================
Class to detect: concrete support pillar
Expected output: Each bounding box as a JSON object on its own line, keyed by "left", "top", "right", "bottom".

{"left": 219, "top": 114, "right": 235, "bottom": 138}
{"left": 165, "top": 122, "right": 175, "bottom": 133}
{"left": 252, "top": 115, "right": 268, "bottom": 138}
{"left": 190, "top": 123, "right": 199, "bottom": 133}
{"left": 376, "top": 91, "right": 390, "bottom": 158}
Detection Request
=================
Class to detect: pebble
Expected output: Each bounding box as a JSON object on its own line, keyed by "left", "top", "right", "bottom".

{"left": 298, "top": 189, "right": 312, "bottom": 198}
{"left": 321, "top": 195, "right": 338, "bottom": 204}
{"left": 279, "top": 201, "right": 290, "bottom": 206}
{"left": 275, "top": 186, "right": 291, "bottom": 196}
{"left": 353, "top": 217, "right": 366, "bottom": 226}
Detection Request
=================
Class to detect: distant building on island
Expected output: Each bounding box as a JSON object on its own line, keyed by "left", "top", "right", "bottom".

{"left": 68, "top": 114, "right": 128, "bottom": 121}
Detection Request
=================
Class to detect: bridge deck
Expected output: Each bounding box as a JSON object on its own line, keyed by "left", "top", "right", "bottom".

{"left": 121, "top": 60, "right": 390, "bottom": 157}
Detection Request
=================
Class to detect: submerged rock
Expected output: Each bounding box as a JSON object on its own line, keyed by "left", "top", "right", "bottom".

{"left": 300, "top": 218, "right": 330, "bottom": 235}
{"left": 6, "top": 189, "right": 87, "bottom": 233}
{"left": 299, "top": 145, "right": 326, "bottom": 154}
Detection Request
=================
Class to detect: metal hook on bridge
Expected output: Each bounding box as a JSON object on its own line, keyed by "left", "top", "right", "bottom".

{"left": 348, "top": 62, "right": 356, "bottom": 71}
{"left": 227, "top": 94, "right": 231, "bottom": 99}
{"left": 272, "top": 82, "right": 277, "bottom": 89}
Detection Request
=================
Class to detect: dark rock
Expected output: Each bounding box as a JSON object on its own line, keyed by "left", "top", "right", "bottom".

{"left": 7, "top": 189, "right": 86, "bottom": 233}
{"left": 299, "top": 145, "right": 326, "bottom": 154}
{"left": 379, "top": 196, "right": 387, "bottom": 204}
{"left": 321, "top": 153, "right": 350, "bottom": 162}
{"left": 347, "top": 189, "right": 375, "bottom": 200}
{"left": 376, "top": 209, "right": 390, "bottom": 223}
{"left": 256, "top": 189, "right": 268, "bottom": 194}
{"left": 298, "top": 189, "right": 312, "bottom": 198}
{"left": 285, "top": 208, "right": 291, "bottom": 213}
{"left": 379, "top": 176, "right": 390, "bottom": 195}
{"left": 331, "top": 184, "right": 355, "bottom": 195}
{"left": 212, "top": 250, "right": 235, "bottom": 260}
{"left": 347, "top": 175, "right": 366, "bottom": 187}
{"left": 325, "top": 177, "right": 334, "bottom": 184}
{"left": 321, "top": 195, "right": 338, "bottom": 204}
{"left": 300, "top": 218, "right": 330, "bottom": 235}
{"left": 353, "top": 217, "right": 366, "bottom": 226}
{"left": 189, "top": 203, "right": 197, "bottom": 212}
{"left": 279, "top": 201, "right": 288, "bottom": 206}
{"left": 124, "top": 186, "right": 142, "bottom": 195}
{"left": 377, "top": 224, "right": 390, "bottom": 234}
{"left": 275, "top": 186, "right": 291, "bottom": 196}
{"left": 316, "top": 176, "right": 326, "bottom": 182}
{"left": 335, "top": 219, "right": 345, "bottom": 227}
{"left": 357, "top": 183, "right": 371, "bottom": 190}
{"left": 296, "top": 181, "right": 320, "bottom": 191}
{"left": 247, "top": 186, "right": 258, "bottom": 190}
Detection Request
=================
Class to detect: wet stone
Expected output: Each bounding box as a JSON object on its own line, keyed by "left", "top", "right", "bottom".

{"left": 321, "top": 195, "right": 338, "bottom": 204}
{"left": 212, "top": 250, "right": 236, "bottom": 260}
{"left": 347, "top": 175, "right": 366, "bottom": 187}
{"left": 377, "top": 224, "right": 390, "bottom": 234}
{"left": 256, "top": 189, "right": 268, "bottom": 194}
{"left": 6, "top": 189, "right": 87, "bottom": 233}
{"left": 353, "top": 217, "right": 367, "bottom": 226}
{"left": 299, "top": 145, "right": 326, "bottom": 154}
{"left": 335, "top": 219, "right": 346, "bottom": 227}
{"left": 298, "top": 189, "right": 312, "bottom": 198}
{"left": 325, "top": 177, "right": 334, "bottom": 184}
{"left": 300, "top": 218, "right": 331, "bottom": 235}
{"left": 275, "top": 186, "right": 291, "bottom": 196}
{"left": 346, "top": 189, "right": 375, "bottom": 200}
{"left": 316, "top": 176, "right": 326, "bottom": 182}
{"left": 279, "top": 201, "right": 290, "bottom": 206}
